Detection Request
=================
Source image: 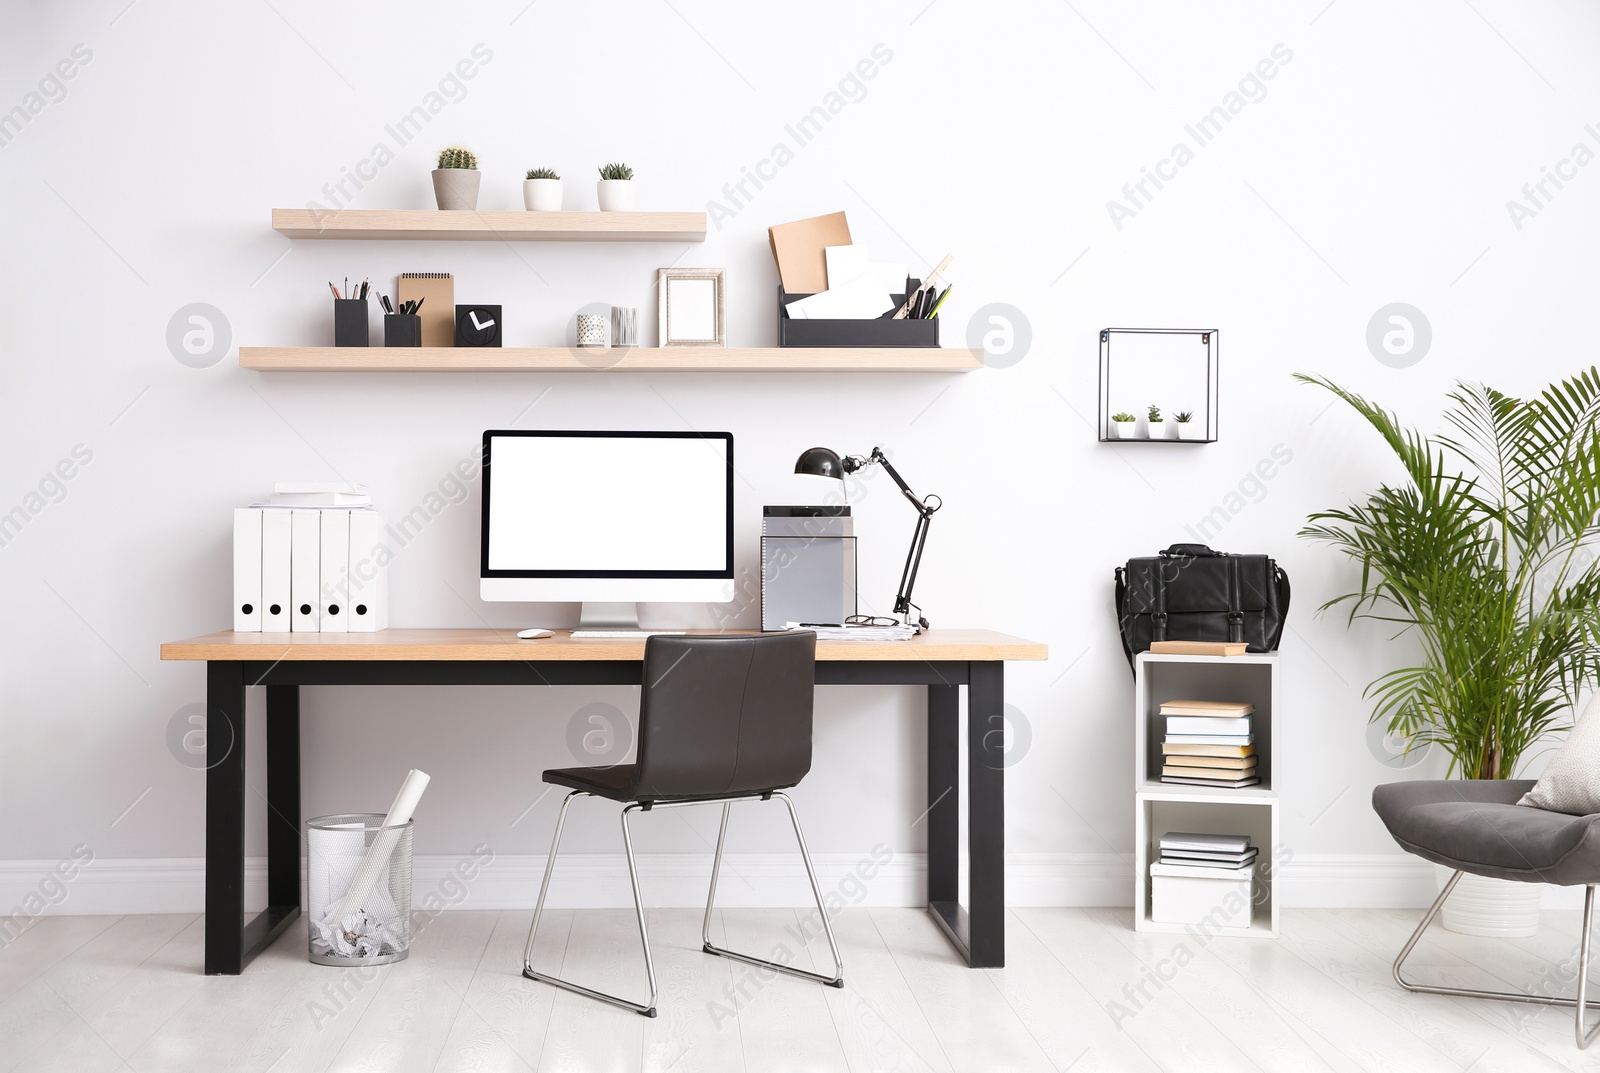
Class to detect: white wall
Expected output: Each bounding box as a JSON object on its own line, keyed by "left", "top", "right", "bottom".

{"left": 3, "top": 0, "right": 1600, "bottom": 912}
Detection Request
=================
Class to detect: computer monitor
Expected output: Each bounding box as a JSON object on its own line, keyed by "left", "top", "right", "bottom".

{"left": 480, "top": 430, "right": 734, "bottom": 628}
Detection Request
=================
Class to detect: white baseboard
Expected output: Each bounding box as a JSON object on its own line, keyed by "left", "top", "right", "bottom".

{"left": 0, "top": 852, "right": 1585, "bottom": 916}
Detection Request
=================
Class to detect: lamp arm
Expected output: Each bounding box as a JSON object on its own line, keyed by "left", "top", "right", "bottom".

{"left": 866, "top": 447, "right": 930, "bottom": 514}
{"left": 850, "top": 447, "right": 938, "bottom": 627}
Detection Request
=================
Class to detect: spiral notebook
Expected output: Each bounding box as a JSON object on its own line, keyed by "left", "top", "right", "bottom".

{"left": 397, "top": 272, "right": 454, "bottom": 347}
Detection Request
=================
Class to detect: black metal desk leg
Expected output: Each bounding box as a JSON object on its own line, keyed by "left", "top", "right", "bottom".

{"left": 265, "top": 685, "right": 302, "bottom": 912}
{"left": 205, "top": 661, "right": 246, "bottom": 975}
{"left": 926, "top": 685, "right": 960, "bottom": 906}
{"left": 967, "top": 662, "right": 1006, "bottom": 967}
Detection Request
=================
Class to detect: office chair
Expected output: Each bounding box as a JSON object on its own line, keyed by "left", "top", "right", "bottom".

{"left": 522, "top": 631, "right": 844, "bottom": 1017}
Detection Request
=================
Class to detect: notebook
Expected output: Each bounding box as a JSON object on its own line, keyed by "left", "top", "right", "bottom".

{"left": 398, "top": 272, "right": 454, "bottom": 347}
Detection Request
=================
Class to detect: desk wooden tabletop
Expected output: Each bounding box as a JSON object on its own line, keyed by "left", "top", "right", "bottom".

{"left": 160, "top": 628, "right": 1048, "bottom": 663}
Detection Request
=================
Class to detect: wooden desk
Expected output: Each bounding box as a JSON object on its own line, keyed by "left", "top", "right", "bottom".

{"left": 160, "top": 628, "right": 1047, "bottom": 975}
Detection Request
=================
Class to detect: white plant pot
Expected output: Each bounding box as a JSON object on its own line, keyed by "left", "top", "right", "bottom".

{"left": 596, "top": 179, "right": 634, "bottom": 212}
{"left": 1148, "top": 422, "right": 1171, "bottom": 440}
{"left": 1435, "top": 865, "right": 1541, "bottom": 937}
{"left": 1177, "top": 423, "right": 1203, "bottom": 441}
{"left": 1112, "top": 422, "right": 1138, "bottom": 440}
{"left": 523, "top": 178, "right": 563, "bottom": 212}
{"left": 432, "top": 169, "right": 480, "bottom": 211}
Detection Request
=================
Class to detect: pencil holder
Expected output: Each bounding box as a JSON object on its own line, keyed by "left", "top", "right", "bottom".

{"left": 384, "top": 314, "right": 421, "bottom": 347}
{"left": 334, "top": 300, "right": 369, "bottom": 347}
{"left": 307, "top": 814, "right": 413, "bottom": 966}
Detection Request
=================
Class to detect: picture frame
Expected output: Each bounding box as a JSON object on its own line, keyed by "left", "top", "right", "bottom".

{"left": 658, "top": 268, "right": 725, "bottom": 347}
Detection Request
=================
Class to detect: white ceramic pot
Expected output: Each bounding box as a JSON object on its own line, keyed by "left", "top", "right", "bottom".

{"left": 1177, "top": 423, "right": 1203, "bottom": 440}
{"left": 1435, "top": 864, "right": 1541, "bottom": 937}
{"left": 432, "top": 169, "right": 480, "bottom": 211}
{"left": 597, "top": 179, "right": 634, "bottom": 212}
{"left": 1147, "top": 421, "right": 1170, "bottom": 440}
{"left": 523, "top": 178, "right": 563, "bottom": 211}
{"left": 1112, "top": 422, "right": 1138, "bottom": 440}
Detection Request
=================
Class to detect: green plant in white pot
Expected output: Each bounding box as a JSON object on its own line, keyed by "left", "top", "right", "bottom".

{"left": 1299, "top": 370, "right": 1600, "bottom": 935}
{"left": 433, "top": 146, "right": 480, "bottom": 210}
{"left": 597, "top": 161, "right": 635, "bottom": 211}
{"left": 1146, "top": 404, "right": 1169, "bottom": 439}
{"left": 1110, "top": 412, "right": 1137, "bottom": 440}
{"left": 523, "top": 167, "right": 562, "bottom": 211}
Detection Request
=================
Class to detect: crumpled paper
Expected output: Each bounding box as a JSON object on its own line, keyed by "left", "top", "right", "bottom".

{"left": 310, "top": 909, "right": 402, "bottom": 959}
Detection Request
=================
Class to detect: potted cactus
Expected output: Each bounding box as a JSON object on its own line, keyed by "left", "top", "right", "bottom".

{"left": 523, "top": 167, "right": 562, "bottom": 212}
{"left": 596, "top": 162, "right": 635, "bottom": 211}
{"left": 1175, "top": 410, "right": 1202, "bottom": 440}
{"left": 1111, "top": 412, "right": 1138, "bottom": 440}
{"left": 432, "top": 146, "right": 480, "bottom": 210}
{"left": 1146, "top": 404, "right": 1170, "bottom": 439}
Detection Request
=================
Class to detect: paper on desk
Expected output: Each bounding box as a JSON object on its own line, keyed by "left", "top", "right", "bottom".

{"left": 785, "top": 277, "right": 898, "bottom": 320}
{"left": 825, "top": 244, "right": 907, "bottom": 298}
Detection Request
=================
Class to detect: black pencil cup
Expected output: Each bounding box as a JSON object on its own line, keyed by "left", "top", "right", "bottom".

{"left": 384, "top": 313, "right": 421, "bottom": 347}
{"left": 334, "top": 299, "right": 369, "bottom": 347}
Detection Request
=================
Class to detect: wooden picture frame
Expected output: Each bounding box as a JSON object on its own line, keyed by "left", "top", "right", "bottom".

{"left": 658, "top": 268, "right": 725, "bottom": 347}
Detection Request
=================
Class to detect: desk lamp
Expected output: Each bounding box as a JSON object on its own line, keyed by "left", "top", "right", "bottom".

{"left": 794, "top": 446, "right": 940, "bottom": 630}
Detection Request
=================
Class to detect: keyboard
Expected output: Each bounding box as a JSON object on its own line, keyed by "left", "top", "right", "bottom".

{"left": 570, "top": 630, "right": 689, "bottom": 639}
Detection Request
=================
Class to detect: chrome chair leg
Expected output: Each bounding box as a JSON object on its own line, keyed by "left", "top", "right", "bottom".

{"left": 701, "top": 792, "right": 844, "bottom": 988}
{"left": 1393, "top": 869, "right": 1600, "bottom": 1049}
{"left": 522, "top": 791, "right": 659, "bottom": 1017}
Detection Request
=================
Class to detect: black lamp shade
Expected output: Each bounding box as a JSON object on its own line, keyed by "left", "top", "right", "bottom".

{"left": 794, "top": 447, "right": 845, "bottom": 480}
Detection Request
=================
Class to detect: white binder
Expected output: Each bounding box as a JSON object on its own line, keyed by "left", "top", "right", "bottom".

{"left": 319, "top": 509, "right": 350, "bottom": 633}
{"left": 290, "top": 509, "right": 321, "bottom": 632}
{"left": 261, "top": 510, "right": 292, "bottom": 632}
{"left": 232, "top": 508, "right": 262, "bottom": 632}
{"left": 347, "top": 510, "right": 388, "bottom": 632}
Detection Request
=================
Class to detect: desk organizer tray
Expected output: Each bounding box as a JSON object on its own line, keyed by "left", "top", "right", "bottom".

{"left": 777, "top": 277, "right": 939, "bottom": 347}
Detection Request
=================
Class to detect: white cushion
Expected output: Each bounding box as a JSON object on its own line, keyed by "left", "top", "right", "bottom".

{"left": 1520, "top": 693, "right": 1600, "bottom": 814}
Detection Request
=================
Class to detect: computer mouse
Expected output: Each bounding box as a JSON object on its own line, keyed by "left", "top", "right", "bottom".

{"left": 517, "top": 629, "right": 554, "bottom": 639}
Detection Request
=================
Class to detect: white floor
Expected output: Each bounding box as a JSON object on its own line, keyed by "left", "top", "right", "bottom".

{"left": 4, "top": 907, "right": 1600, "bottom": 1072}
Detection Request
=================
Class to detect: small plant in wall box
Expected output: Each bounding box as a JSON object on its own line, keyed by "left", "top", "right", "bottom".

{"left": 597, "top": 162, "right": 635, "bottom": 212}
{"left": 433, "top": 145, "right": 480, "bottom": 211}
{"left": 1175, "top": 410, "right": 1203, "bottom": 441}
{"left": 523, "top": 167, "right": 562, "bottom": 212}
{"left": 1146, "top": 404, "right": 1171, "bottom": 439}
{"left": 1111, "top": 411, "right": 1138, "bottom": 440}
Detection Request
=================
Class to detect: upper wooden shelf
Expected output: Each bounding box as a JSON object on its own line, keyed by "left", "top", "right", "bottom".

{"left": 270, "top": 209, "right": 707, "bottom": 242}
{"left": 239, "top": 347, "right": 983, "bottom": 373}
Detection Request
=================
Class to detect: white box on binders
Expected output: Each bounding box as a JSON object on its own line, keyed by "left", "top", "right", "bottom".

{"left": 290, "top": 510, "right": 321, "bottom": 632}
{"left": 347, "top": 511, "right": 388, "bottom": 632}
{"left": 261, "top": 510, "right": 292, "bottom": 632}
{"left": 232, "top": 508, "right": 263, "bottom": 632}
{"left": 319, "top": 509, "right": 351, "bottom": 633}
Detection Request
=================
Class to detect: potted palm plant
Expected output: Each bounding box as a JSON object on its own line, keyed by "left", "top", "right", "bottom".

{"left": 1299, "top": 370, "right": 1600, "bottom": 936}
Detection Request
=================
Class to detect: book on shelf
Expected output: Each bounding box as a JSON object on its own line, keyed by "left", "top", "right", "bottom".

{"left": 1160, "top": 754, "right": 1256, "bottom": 770}
{"left": 1159, "top": 832, "right": 1250, "bottom": 853}
{"left": 1148, "top": 640, "right": 1248, "bottom": 657}
{"left": 1164, "top": 733, "right": 1255, "bottom": 746}
{"left": 1158, "top": 700, "right": 1254, "bottom": 717}
{"left": 1150, "top": 859, "right": 1257, "bottom": 878}
{"left": 1165, "top": 715, "right": 1252, "bottom": 735}
{"left": 1160, "top": 774, "right": 1262, "bottom": 788}
{"left": 1162, "top": 762, "right": 1257, "bottom": 779}
{"left": 1162, "top": 742, "right": 1257, "bottom": 758}
{"left": 1161, "top": 846, "right": 1259, "bottom": 865}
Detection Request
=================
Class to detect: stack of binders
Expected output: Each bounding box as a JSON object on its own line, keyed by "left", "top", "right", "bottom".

{"left": 1160, "top": 699, "right": 1258, "bottom": 787}
{"left": 232, "top": 483, "right": 387, "bottom": 633}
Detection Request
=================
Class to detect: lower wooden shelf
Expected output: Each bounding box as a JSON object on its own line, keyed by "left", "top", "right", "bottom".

{"left": 238, "top": 347, "right": 984, "bottom": 373}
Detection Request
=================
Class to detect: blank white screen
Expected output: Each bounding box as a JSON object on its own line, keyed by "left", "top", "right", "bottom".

{"left": 487, "top": 435, "right": 729, "bottom": 572}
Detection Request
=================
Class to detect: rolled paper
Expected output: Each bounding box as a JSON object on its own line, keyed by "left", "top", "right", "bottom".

{"left": 331, "top": 769, "right": 430, "bottom": 928}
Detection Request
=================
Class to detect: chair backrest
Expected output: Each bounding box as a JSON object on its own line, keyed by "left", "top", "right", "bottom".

{"left": 632, "top": 631, "right": 816, "bottom": 801}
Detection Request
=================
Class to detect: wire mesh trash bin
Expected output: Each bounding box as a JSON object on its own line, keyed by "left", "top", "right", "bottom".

{"left": 307, "top": 813, "right": 413, "bottom": 966}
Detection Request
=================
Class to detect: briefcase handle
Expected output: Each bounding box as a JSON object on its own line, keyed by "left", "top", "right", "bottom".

{"left": 1160, "top": 543, "right": 1226, "bottom": 558}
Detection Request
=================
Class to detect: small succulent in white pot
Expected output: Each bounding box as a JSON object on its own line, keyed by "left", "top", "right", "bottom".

{"left": 1111, "top": 412, "right": 1138, "bottom": 440}
{"left": 523, "top": 167, "right": 562, "bottom": 211}
{"left": 1146, "top": 404, "right": 1171, "bottom": 439}
{"left": 432, "top": 146, "right": 480, "bottom": 210}
{"left": 1175, "top": 410, "right": 1203, "bottom": 440}
{"left": 596, "top": 161, "right": 635, "bottom": 211}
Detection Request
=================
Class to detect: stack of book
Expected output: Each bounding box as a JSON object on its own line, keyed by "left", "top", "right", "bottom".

{"left": 1153, "top": 831, "right": 1258, "bottom": 873}
{"left": 1160, "top": 699, "right": 1259, "bottom": 787}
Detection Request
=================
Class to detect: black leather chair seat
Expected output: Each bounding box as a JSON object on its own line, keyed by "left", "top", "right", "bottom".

{"left": 544, "top": 764, "right": 639, "bottom": 801}
{"left": 1373, "top": 779, "right": 1600, "bottom": 885}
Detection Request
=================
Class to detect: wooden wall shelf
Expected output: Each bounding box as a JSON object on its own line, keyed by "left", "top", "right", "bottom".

{"left": 270, "top": 209, "right": 707, "bottom": 242}
{"left": 239, "top": 347, "right": 983, "bottom": 373}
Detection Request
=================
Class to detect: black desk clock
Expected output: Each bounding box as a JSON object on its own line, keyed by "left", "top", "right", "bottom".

{"left": 455, "top": 304, "right": 502, "bottom": 347}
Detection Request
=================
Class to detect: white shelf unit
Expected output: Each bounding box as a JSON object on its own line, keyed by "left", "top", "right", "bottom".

{"left": 1133, "top": 652, "right": 1281, "bottom": 939}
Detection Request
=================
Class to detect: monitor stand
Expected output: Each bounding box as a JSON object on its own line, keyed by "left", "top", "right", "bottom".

{"left": 576, "top": 602, "right": 642, "bottom": 631}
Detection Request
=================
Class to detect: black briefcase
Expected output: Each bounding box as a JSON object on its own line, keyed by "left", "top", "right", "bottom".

{"left": 1113, "top": 543, "right": 1290, "bottom": 669}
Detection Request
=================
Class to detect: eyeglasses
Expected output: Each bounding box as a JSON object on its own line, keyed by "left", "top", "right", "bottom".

{"left": 845, "top": 615, "right": 902, "bottom": 627}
